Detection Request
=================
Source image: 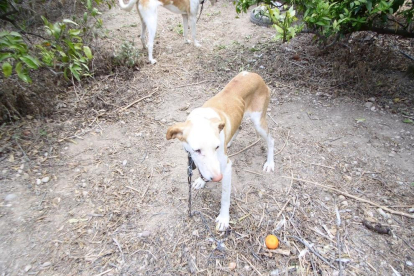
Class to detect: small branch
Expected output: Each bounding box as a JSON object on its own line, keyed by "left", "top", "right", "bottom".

{"left": 240, "top": 254, "right": 263, "bottom": 276}
{"left": 229, "top": 139, "right": 260, "bottom": 157}
{"left": 288, "top": 235, "right": 337, "bottom": 269}
{"left": 174, "top": 80, "right": 210, "bottom": 88}
{"left": 94, "top": 269, "right": 113, "bottom": 276}
{"left": 117, "top": 90, "right": 157, "bottom": 112}
{"left": 282, "top": 176, "right": 414, "bottom": 219}
{"left": 275, "top": 130, "right": 290, "bottom": 155}
{"left": 276, "top": 198, "right": 291, "bottom": 220}
{"left": 112, "top": 237, "right": 125, "bottom": 263}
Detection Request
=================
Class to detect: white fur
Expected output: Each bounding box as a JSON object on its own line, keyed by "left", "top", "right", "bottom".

{"left": 118, "top": 0, "right": 206, "bottom": 64}
{"left": 186, "top": 108, "right": 274, "bottom": 231}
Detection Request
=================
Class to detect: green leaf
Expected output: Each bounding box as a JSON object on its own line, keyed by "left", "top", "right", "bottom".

{"left": 87, "top": 0, "right": 92, "bottom": 10}
{"left": 19, "top": 55, "right": 41, "bottom": 69}
{"left": 0, "top": 53, "right": 12, "bottom": 62}
{"left": 403, "top": 119, "right": 413, "bottom": 124}
{"left": 83, "top": 46, "right": 93, "bottom": 59}
{"left": 2, "top": 62, "right": 12, "bottom": 77}
{"left": 355, "top": 118, "right": 365, "bottom": 123}
{"left": 63, "top": 19, "right": 78, "bottom": 25}
{"left": 69, "top": 29, "right": 81, "bottom": 36}
{"left": 15, "top": 63, "right": 32, "bottom": 83}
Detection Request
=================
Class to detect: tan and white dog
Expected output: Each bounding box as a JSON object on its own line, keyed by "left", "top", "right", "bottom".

{"left": 118, "top": 0, "right": 215, "bottom": 64}
{"left": 166, "top": 72, "right": 275, "bottom": 231}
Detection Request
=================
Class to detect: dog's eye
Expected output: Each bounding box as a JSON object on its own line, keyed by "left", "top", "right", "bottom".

{"left": 194, "top": 149, "right": 201, "bottom": 154}
{"left": 215, "top": 146, "right": 219, "bottom": 150}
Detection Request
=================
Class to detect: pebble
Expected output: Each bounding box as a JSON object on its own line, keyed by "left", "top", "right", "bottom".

{"left": 338, "top": 195, "right": 346, "bottom": 201}
{"left": 341, "top": 201, "right": 349, "bottom": 207}
{"left": 138, "top": 230, "right": 151, "bottom": 237}
{"left": 270, "top": 269, "right": 280, "bottom": 276}
{"left": 42, "top": 177, "right": 50, "bottom": 183}
{"left": 24, "top": 265, "right": 32, "bottom": 272}
{"left": 41, "top": 262, "right": 51, "bottom": 267}
{"left": 407, "top": 261, "right": 413, "bottom": 266}
{"left": 36, "top": 179, "right": 41, "bottom": 185}
{"left": 5, "top": 194, "right": 17, "bottom": 201}
{"left": 364, "top": 102, "right": 373, "bottom": 109}
{"left": 122, "top": 160, "right": 128, "bottom": 166}
{"left": 228, "top": 262, "right": 236, "bottom": 270}
{"left": 408, "top": 208, "right": 414, "bottom": 213}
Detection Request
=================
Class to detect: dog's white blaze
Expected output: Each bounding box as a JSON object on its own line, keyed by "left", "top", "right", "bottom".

{"left": 184, "top": 108, "right": 223, "bottom": 181}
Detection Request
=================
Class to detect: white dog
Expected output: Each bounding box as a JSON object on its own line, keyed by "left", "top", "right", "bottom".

{"left": 118, "top": 0, "right": 215, "bottom": 64}
{"left": 166, "top": 72, "right": 275, "bottom": 231}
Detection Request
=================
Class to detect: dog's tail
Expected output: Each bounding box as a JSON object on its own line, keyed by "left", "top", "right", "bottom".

{"left": 118, "top": 0, "right": 138, "bottom": 11}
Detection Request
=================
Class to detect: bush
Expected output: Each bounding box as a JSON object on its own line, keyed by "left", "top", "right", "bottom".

{"left": 236, "top": 0, "right": 414, "bottom": 42}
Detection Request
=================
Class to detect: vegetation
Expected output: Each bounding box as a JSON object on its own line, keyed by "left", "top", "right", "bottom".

{"left": 236, "top": 0, "right": 414, "bottom": 43}
{"left": 0, "top": 0, "right": 114, "bottom": 83}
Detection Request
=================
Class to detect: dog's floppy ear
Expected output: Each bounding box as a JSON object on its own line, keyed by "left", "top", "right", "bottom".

{"left": 211, "top": 118, "right": 225, "bottom": 132}
{"left": 218, "top": 122, "right": 225, "bottom": 131}
{"left": 166, "top": 122, "right": 187, "bottom": 140}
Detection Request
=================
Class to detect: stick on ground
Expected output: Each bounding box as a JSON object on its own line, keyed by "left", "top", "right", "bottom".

{"left": 282, "top": 176, "right": 414, "bottom": 219}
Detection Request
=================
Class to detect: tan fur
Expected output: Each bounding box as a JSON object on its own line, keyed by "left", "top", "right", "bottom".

{"left": 202, "top": 72, "right": 270, "bottom": 152}
{"left": 140, "top": 0, "right": 190, "bottom": 12}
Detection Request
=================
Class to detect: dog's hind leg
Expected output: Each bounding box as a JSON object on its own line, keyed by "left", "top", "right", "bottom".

{"left": 137, "top": 9, "right": 147, "bottom": 49}
{"left": 250, "top": 111, "right": 275, "bottom": 172}
{"left": 138, "top": 0, "right": 160, "bottom": 64}
{"left": 182, "top": 14, "right": 191, "bottom": 44}
{"left": 137, "top": 2, "right": 147, "bottom": 48}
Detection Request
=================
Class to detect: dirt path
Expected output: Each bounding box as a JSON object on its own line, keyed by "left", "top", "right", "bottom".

{"left": 1, "top": 2, "right": 413, "bottom": 275}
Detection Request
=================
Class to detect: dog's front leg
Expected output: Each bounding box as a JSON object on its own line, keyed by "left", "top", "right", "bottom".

{"left": 216, "top": 160, "right": 232, "bottom": 231}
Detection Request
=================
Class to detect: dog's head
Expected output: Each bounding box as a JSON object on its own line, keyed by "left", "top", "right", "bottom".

{"left": 166, "top": 109, "right": 225, "bottom": 182}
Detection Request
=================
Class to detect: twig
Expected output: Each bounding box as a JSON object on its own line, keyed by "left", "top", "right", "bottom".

{"left": 267, "top": 113, "right": 278, "bottom": 125}
{"left": 141, "top": 167, "right": 153, "bottom": 198}
{"left": 112, "top": 237, "right": 124, "bottom": 263}
{"left": 240, "top": 254, "right": 263, "bottom": 276}
{"left": 287, "top": 235, "right": 337, "bottom": 269}
{"left": 229, "top": 139, "right": 261, "bottom": 157}
{"left": 245, "top": 169, "right": 266, "bottom": 176}
{"left": 125, "top": 185, "right": 140, "bottom": 193}
{"left": 275, "top": 130, "right": 290, "bottom": 155}
{"left": 117, "top": 90, "right": 157, "bottom": 112}
{"left": 282, "top": 176, "right": 414, "bottom": 219}
{"left": 300, "top": 159, "right": 335, "bottom": 170}
{"left": 94, "top": 269, "right": 113, "bottom": 276}
{"left": 174, "top": 80, "right": 211, "bottom": 88}
{"left": 335, "top": 201, "right": 343, "bottom": 276}
{"left": 276, "top": 198, "right": 290, "bottom": 220}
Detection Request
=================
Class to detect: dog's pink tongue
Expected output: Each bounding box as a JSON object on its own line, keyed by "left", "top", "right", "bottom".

{"left": 212, "top": 174, "right": 223, "bottom": 182}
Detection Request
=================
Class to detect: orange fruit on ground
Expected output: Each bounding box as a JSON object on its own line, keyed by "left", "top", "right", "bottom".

{"left": 265, "top": 234, "right": 279, "bottom": 249}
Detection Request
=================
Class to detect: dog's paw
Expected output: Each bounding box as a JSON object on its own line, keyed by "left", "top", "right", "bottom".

{"left": 263, "top": 161, "right": 275, "bottom": 173}
{"left": 184, "top": 39, "right": 191, "bottom": 44}
{"left": 192, "top": 177, "right": 206, "bottom": 189}
{"left": 149, "top": 58, "right": 157, "bottom": 65}
{"left": 215, "top": 215, "right": 230, "bottom": 231}
{"left": 194, "top": 41, "right": 201, "bottom": 47}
